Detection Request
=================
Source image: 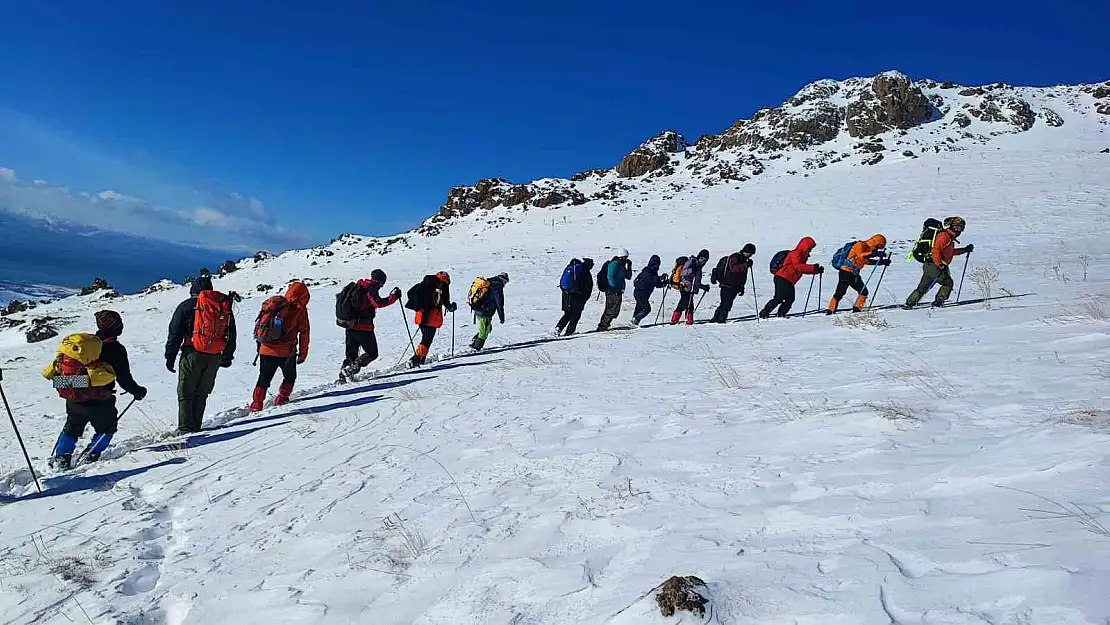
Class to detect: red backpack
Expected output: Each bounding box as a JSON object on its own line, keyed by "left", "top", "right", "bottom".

{"left": 254, "top": 295, "right": 288, "bottom": 345}
{"left": 192, "top": 290, "right": 232, "bottom": 354}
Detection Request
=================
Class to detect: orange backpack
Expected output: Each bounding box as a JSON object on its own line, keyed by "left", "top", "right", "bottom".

{"left": 192, "top": 290, "right": 232, "bottom": 354}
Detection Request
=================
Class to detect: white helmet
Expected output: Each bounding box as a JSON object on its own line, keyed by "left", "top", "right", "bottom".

{"left": 616, "top": 247, "right": 629, "bottom": 258}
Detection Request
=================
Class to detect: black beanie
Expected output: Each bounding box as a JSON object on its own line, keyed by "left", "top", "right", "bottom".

{"left": 371, "top": 269, "right": 387, "bottom": 284}
{"left": 698, "top": 249, "right": 710, "bottom": 259}
{"left": 742, "top": 243, "right": 756, "bottom": 255}
{"left": 190, "top": 276, "right": 214, "bottom": 295}
{"left": 95, "top": 310, "right": 124, "bottom": 337}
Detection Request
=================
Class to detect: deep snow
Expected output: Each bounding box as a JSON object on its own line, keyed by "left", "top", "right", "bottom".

{"left": 0, "top": 84, "right": 1108, "bottom": 624}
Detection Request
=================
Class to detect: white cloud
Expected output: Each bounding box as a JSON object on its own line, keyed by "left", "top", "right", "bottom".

{"left": 0, "top": 166, "right": 310, "bottom": 250}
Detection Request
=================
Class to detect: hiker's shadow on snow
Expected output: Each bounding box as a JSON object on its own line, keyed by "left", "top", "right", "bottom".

{"left": 287, "top": 394, "right": 387, "bottom": 416}
{"left": 300, "top": 376, "right": 434, "bottom": 402}
{"left": 374, "top": 358, "right": 502, "bottom": 379}
{"left": 148, "top": 421, "right": 290, "bottom": 453}
{"left": 0, "top": 458, "right": 187, "bottom": 503}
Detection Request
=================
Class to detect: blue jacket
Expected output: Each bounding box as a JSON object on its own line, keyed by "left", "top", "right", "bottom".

{"left": 606, "top": 257, "right": 633, "bottom": 293}
{"left": 633, "top": 255, "right": 667, "bottom": 298}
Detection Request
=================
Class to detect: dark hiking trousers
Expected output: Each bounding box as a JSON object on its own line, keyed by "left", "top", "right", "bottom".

{"left": 557, "top": 292, "right": 587, "bottom": 335}
{"left": 344, "top": 329, "right": 379, "bottom": 368}
{"left": 598, "top": 291, "right": 622, "bottom": 330}
{"left": 760, "top": 276, "right": 796, "bottom": 317}
{"left": 832, "top": 270, "right": 867, "bottom": 301}
{"left": 674, "top": 290, "right": 695, "bottom": 315}
{"left": 256, "top": 355, "right": 297, "bottom": 390}
{"left": 177, "top": 350, "right": 222, "bottom": 432}
{"left": 62, "top": 399, "right": 119, "bottom": 438}
{"left": 632, "top": 292, "right": 652, "bottom": 325}
{"left": 906, "top": 262, "right": 953, "bottom": 306}
{"left": 714, "top": 286, "right": 740, "bottom": 322}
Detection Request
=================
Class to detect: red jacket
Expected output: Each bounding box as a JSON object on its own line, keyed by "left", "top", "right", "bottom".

{"left": 258, "top": 282, "right": 311, "bottom": 359}
{"left": 351, "top": 279, "right": 399, "bottom": 332}
{"left": 775, "top": 237, "right": 819, "bottom": 284}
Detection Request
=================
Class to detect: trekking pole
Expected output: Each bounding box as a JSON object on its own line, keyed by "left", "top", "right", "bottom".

{"left": 694, "top": 290, "right": 707, "bottom": 313}
{"left": 451, "top": 310, "right": 456, "bottom": 358}
{"left": 955, "top": 250, "right": 972, "bottom": 303}
{"left": 868, "top": 264, "right": 889, "bottom": 311}
{"left": 0, "top": 369, "right": 42, "bottom": 493}
{"left": 398, "top": 305, "right": 417, "bottom": 362}
{"left": 655, "top": 286, "right": 669, "bottom": 325}
{"left": 818, "top": 272, "right": 823, "bottom": 313}
{"left": 802, "top": 274, "right": 815, "bottom": 316}
{"left": 749, "top": 266, "right": 760, "bottom": 321}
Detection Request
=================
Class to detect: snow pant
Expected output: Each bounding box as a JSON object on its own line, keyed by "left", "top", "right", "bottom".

{"left": 256, "top": 355, "right": 297, "bottom": 390}
{"left": 472, "top": 315, "right": 493, "bottom": 349}
{"left": 597, "top": 291, "right": 622, "bottom": 330}
{"left": 674, "top": 291, "right": 695, "bottom": 315}
{"left": 905, "top": 262, "right": 953, "bottom": 306}
{"left": 412, "top": 325, "right": 437, "bottom": 364}
{"left": 53, "top": 398, "right": 118, "bottom": 458}
{"left": 828, "top": 269, "right": 868, "bottom": 312}
{"left": 556, "top": 292, "right": 587, "bottom": 335}
{"left": 713, "top": 286, "right": 740, "bottom": 322}
{"left": 632, "top": 292, "right": 652, "bottom": 325}
{"left": 177, "top": 350, "right": 222, "bottom": 432}
{"left": 343, "top": 329, "right": 379, "bottom": 369}
{"left": 760, "top": 276, "right": 796, "bottom": 317}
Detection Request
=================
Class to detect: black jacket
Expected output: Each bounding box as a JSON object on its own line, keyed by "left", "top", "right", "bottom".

{"left": 165, "top": 296, "right": 238, "bottom": 364}
{"left": 714, "top": 253, "right": 752, "bottom": 290}
{"left": 95, "top": 332, "right": 143, "bottom": 397}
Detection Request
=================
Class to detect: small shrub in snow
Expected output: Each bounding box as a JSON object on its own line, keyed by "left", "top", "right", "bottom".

{"left": 1078, "top": 297, "right": 1106, "bottom": 321}
{"left": 865, "top": 401, "right": 922, "bottom": 422}
{"left": 833, "top": 310, "right": 888, "bottom": 329}
{"left": 655, "top": 575, "right": 710, "bottom": 618}
{"left": 880, "top": 357, "right": 957, "bottom": 400}
{"left": 1059, "top": 407, "right": 1110, "bottom": 429}
{"left": 507, "top": 348, "right": 556, "bottom": 368}
{"left": 48, "top": 556, "right": 96, "bottom": 586}
{"left": 1078, "top": 254, "right": 1091, "bottom": 282}
{"left": 969, "top": 265, "right": 1001, "bottom": 307}
{"left": 1007, "top": 486, "right": 1110, "bottom": 539}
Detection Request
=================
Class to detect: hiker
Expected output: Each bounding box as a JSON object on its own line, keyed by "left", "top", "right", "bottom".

{"left": 711, "top": 244, "right": 756, "bottom": 323}
{"left": 43, "top": 311, "right": 147, "bottom": 469}
{"left": 337, "top": 270, "right": 402, "bottom": 379}
{"left": 165, "top": 276, "right": 237, "bottom": 433}
{"left": 826, "top": 234, "right": 890, "bottom": 314}
{"left": 905, "top": 217, "right": 973, "bottom": 308}
{"left": 670, "top": 249, "right": 711, "bottom": 326}
{"left": 631, "top": 255, "right": 668, "bottom": 326}
{"left": 469, "top": 273, "right": 509, "bottom": 350}
{"left": 761, "top": 237, "right": 823, "bottom": 318}
{"left": 249, "top": 281, "right": 311, "bottom": 412}
{"left": 597, "top": 249, "right": 633, "bottom": 331}
{"left": 407, "top": 272, "right": 456, "bottom": 367}
{"left": 556, "top": 258, "right": 594, "bottom": 336}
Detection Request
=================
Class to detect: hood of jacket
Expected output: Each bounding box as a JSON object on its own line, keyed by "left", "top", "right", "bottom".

{"left": 285, "top": 281, "right": 310, "bottom": 306}
{"left": 582, "top": 258, "right": 595, "bottom": 270}
{"left": 646, "top": 255, "right": 661, "bottom": 271}
{"left": 795, "top": 236, "right": 817, "bottom": 256}
{"left": 864, "top": 234, "right": 887, "bottom": 252}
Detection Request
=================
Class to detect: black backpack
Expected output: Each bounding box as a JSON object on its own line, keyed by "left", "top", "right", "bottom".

{"left": 335, "top": 282, "right": 369, "bottom": 327}
{"left": 910, "top": 218, "right": 944, "bottom": 263}
{"left": 596, "top": 260, "right": 613, "bottom": 293}
{"left": 769, "top": 250, "right": 790, "bottom": 274}
{"left": 711, "top": 256, "right": 728, "bottom": 284}
{"left": 405, "top": 277, "right": 436, "bottom": 311}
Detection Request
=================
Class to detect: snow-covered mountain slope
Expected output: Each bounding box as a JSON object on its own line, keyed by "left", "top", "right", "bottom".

{"left": 0, "top": 72, "right": 1108, "bottom": 624}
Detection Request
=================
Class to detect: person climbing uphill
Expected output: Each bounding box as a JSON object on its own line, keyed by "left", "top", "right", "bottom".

{"left": 249, "top": 281, "right": 311, "bottom": 412}
{"left": 337, "top": 270, "right": 402, "bottom": 380}
{"left": 165, "top": 276, "right": 236, "bottom": 433}
{"left": 826, "top": 234, "right": 889, "bottom": 314}
{"left": 904, "top": 217, "right": 973, "bottom": 308}
{"left": 407, "top": 272, "right": 455, "bottom": 367}
{"left": 632, "top": 255, "right": 668, "bottom": 326}
{"left": 556, "top": 257, "right": 593, "bottom": 336}
{"left": 44, "top": 310, "right": 147, "bottom": 469}
{"left": 597, "top": 249, "right": 633, "bottom": 331}
{"left": 469, "top": 272, "right": 508, "bottom": 350}
{"left": 761, "top": 237, "right": 822, "bottom": 318}
{"left": 671, "top": 249, "right": 711, "bottom": 326}
{"left": 712, "top": 244, "right": 756, "bottom": 323}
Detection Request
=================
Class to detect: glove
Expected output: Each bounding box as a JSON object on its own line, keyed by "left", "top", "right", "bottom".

{"left": 297, "top": 355, "right": 307, "bottom": 365}
{"left": 814, "top": 264, "right": 824, "bottom": 274}
{"left": 391, "top": 287, "right": 402, "bottom": 298}
{"left": 879, "top": 257, "right": 892, "bottom": 266}
{"left": 700, "top": 284, "right": 710, "bottom": 293}
{"left": 963, "top": 243, "right": 975, "bottom": 254}
{"left": 166, "top": 358, "right": 176, "bottom": 373}
{"left": 220, "top": 359, "right": 233, "bottom": 369}
{"left": 132, "top": 386, "right": 148, "bottom": 401}
{"left": 446, "top": 302, "right": 458, "bottom": 313}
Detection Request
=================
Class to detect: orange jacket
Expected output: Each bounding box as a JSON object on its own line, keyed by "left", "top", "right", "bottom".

{"left": 840, "top": 234, "right": 887, "bottom": 273}
{"left": 258, "top": 282, "right": 311, "bottom": 360}
{"left": 931, "top": 229, "right": 965, "bottom": 267}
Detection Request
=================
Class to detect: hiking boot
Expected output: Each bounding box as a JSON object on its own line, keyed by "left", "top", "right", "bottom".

{"left": 274, "top": 383, "right": 293, "bottom": 406}
{"left": 851, "top": 306, "right": 863, "bottom": 313}
{"left": 82, "top": 451, "right": 102, "bottom": 463}
{"left": 684, "top": 312, "right": 694, "bottom": 326}
{"left": 49, "top": 454, "right": 72, "bottom": 471}
{"left": 931, "top": 300, "right": 945, "bottom": 308}
{"left": 825, "top": 309, "right": 835, "bottom": 315}
{"left": 669, "top": 311, "right": 682, "bottom": 325}
{"left": 249, "top": 387, "right": 266, "bottom": 413}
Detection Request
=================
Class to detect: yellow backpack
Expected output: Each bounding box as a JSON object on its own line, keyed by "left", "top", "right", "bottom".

{"left": 42, "top": 333, "right": 116, "bottom": 401}
{"left": 468, "top": 277, "right": 491, "bottom": 308}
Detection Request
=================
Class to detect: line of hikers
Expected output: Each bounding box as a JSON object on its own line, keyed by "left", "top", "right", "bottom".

{"left": 37, "top": 216, "right": 970, "bottom": 470}
{"left": 555, "top": 216, "right": 972, "bottom": 333}
{"left": 40, "top": 270, "right": 511, "bottom": 469}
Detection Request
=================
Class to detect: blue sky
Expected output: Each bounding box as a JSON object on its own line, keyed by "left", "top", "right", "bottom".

{"left": 0, "top": 1, "right": 1106, "bottom": 251}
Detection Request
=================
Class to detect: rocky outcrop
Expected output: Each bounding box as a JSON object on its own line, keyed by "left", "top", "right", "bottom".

{"left": 26, "top": 318, "right": 58, "bottom": 344}
{"left": 256, "top": 283, "right": 273, "bottom": 292}
{"left": 79, "top": 278, "right": 112, "bottom": 296}
{"left": 951, "top": 112, "right": 972, "bottom": 128}
{"left": 570, "top": 168, "right": 608, "bottom": 181}
{"left": 2, "top": 299, "right": 35, "bottom": 316}
{"left": 654, "top": 576, "right": 710, "bottom": 618}
{"left": 532, "top": 189, "right": 587, "bottom": 208}
{"left": 968, "top": 95, "right": 1035, "bottom": 131}
{"left": 1040, "top": 108, "right": 1064, "bottom": 127}
{"left": 615, "top": 131, "right": 687, "bottom": 178}
{"left": 253, "top": 250, "right": 274, "bottom": 263}
{"left": 1097, "top": 102, "right": 1110, "bottom": 116}
{"left": 141, "top": 280, "right": 178, "bottom": 295}
{"left": 217, "top": 260, "right": 239, "bottom": 277}
{"left": 845, "top": 72, "right": 933, "bottom": 137}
